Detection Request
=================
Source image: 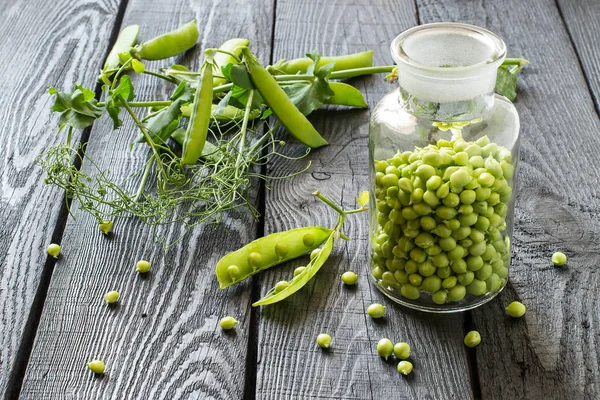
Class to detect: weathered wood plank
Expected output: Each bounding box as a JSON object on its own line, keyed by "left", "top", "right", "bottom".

{"left": 19, "top": 0, "right": 274, "bottom": 398}
{"left": 0, "top": 0, "right": 121, "bottom": 397}
{"left": 556, "top": 0, "right": 600, "bottom": 113}
{"left": 255, "top": 0, "right": 474, "bottom": 398}
{"left": 415, "top": 0, "right": 600, "bottom": 398}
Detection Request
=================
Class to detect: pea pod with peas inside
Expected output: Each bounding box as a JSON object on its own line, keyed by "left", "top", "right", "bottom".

{"left": 241, "top": 47, "right": 328, "bottom": 148}
{"left": 212, "top": 38, "right": 250, "bottom": 87}
{"left": 134, "top": 20, "right": 199, "bottom": 60}
{"left": 215, "top": 226, "right": 333, "bottom": 289}
{"left": 269, "top": 50, "right": 374, "bottom": 75}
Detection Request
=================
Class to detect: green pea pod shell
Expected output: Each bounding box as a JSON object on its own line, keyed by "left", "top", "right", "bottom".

{"left": 252, "top": 230, "right": 335, "bottom": 306}
{"left": 135, "top": 20, "right": 198, "bottom": 60}
{"left": 271, "top": 50, "right": 373, "bottom": 75}
{"left": 325, "top": 82, "right": 368, "bottom": 108}
{"left": 213, "top": 38, "right": 250, "bottom": 87}
{"left": 181, "top": 52, "right": 214, "bottom": 165}
{"left": 242, "top": 48, "right": 328, "bottom": 148}
{"left": 216, "top": 226, "right": 333, "bottom": 289}
{"left": 180, "top": 103, "right": 261, "bottom": 121}
{"left": 103, "top": 25, "right": 140, "bottom": 73}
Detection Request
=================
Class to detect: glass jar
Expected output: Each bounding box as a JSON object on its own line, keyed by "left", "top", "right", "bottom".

{"left": 369, "top": 23, "right": 520, "bottom": 312}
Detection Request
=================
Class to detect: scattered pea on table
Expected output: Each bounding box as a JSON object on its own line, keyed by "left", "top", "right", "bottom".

{"left": 136, "top": 260, "right": 151, "bottom": 273}
{"left": 505, "top": 301, "right": 526, "bottom": 318}
{"left": 341, "top": 271, "right": 358, "bottom": 285}
{"left": 87, "top": 360, "right": 106, "bottom": 374}
{"left": 464, "top": 330, "right": 481, "bottom": 348}
{"left": 219, "top": 316, "right": 239, "bottom": 330}
{"left": 377, "top": 338, "right": 394, "bottom": 360}
{"left": 317, "top": 333, "right": 332, "bottom": 349}
{"left": 397, "top": 360, "right": 413, "bottom": 375}
{"left": 393, "top": 342, "right": 411, "bottom": 359}
{"left": 552, "top": 252, "right": 567, "bottom": 266}
{"left": 47, "top": 243, "right": 61, "bottom": 259}
{"left": 367, "top": 303, "right": 386, "bottom": 319}
{"left": 104, "top": 291, "right": 120, "bottom": 304}
{"left": 99, "top": 220, "right": 113, "bottom": 235}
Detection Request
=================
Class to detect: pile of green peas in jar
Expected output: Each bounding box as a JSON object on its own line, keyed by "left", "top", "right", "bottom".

{"left": 371, "top": 134, "right": 514, "bottom": 305}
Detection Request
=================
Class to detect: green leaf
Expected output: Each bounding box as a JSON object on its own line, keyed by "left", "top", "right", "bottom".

{"left": 229, "top": 84, "right": 263, "bottom": 110}
{"left": 48, "top": 84, "right": 102, "bottom": 130}
{"left": 131, "top": 59, "right": 145, "bottom": 74}
{"left": 104, "top": 75, "right": 136, "bottom": 129}
{"left": 221, "top": 63, "right": 234, "bottom": 81}
{"left": 357, "top": 191, "right": 369, "bottom": 207}
{"left": 495, "top": 66, "right": 518, "bottom": 101}
{"left": 229, "top": 64, "right": 253, "bottom": 89}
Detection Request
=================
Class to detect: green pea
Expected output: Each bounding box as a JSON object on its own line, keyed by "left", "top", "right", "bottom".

{"left": 393, "top": 342, "right": 411, "bottom": 359}
{"left": 104, "top": 290, "right": 120, "bottom": 304}
{"left": 432, "top": 290, "right": 448, "bottom": 304}
{"left": 409, "top": 273, "right": 423, "bottom": 286}
{"left": 469, "top": 241, "right": 487, "bottom": 256}
{"left": 99, "top": 220, "right": 113, "bottom": 235}
{"left": 426, "top": 244, "right": 443, "bottom": 256}
{"left": 220, "top": 316, "right": 239, "bottom": 330}
{"left": 274, "top": 242, "right": 289, "bottom": 258}
{"left": 423, "top": 151, "right": 442, "bottom": 167}
{"left": 445, "top": 284, "right": 465, "bottom": 302}
{"left": 459, "top": 213, "right": 478, "bottom": 227}
{"left": 398, "top": 177, "right": 413, "bottom": 193}
{"left": 496, "top": 266, "right": 509, "bottom": 279}
{"left": 372, "top": 266, "right": 385, "bottom": 279}
{"left": 426, "top": 175, "right": 443, "bottom": 191}
{"left": 505, "top": 301, "right": 526, "bottom": 318}
{"left": 442, "top": 193, "right": 460, "bottom": 207}
{"left": 436, "top": 266, "right": 452, "bottom": 279}
{"left": 501, "top": 161, "right": 514, "bottom": 179}
{"left": 452, "top": 226, "right": 471, "bottom": 240}
{"left": 487, "top": 192, "right": 500, "bottom": 206}
{"left": 465, "top": 144, "right": 482, "bottom": 157}
{"left": 87, "top": 360, "right": 106, "bottom": 374}
{"left": 450, "top": 168, "right": 471, "bottom": 189}
{"left": 394, "top": 270, "right": 409, "bottom": 283}
{"left": 274, "top": 281, "right": 290, "bottom": 293}
{"left": 382, "top": 173, "right": 400, "bottom": 187}
{"left": 413, "top": 202, "right": 432, "bottom": 216}
{"left": 445, "top": 219, "right": 461, "bottom": 231}
{"left": 448, "top": 245, "right": 465, "bottom": 261}
{"left": 478, "top": 172, "right": 495, "bottom": 187}
{"left": 460, "top": 190, "right": 476, "bottom": 205}
{"left": 469, "top": 229, "right": 485, "bottom": 243}
{"left": 420, "top": 216, "right": 437, "bottom": 231}
{"left": 482, "top": 244, "right": 497, "bottom": 261}
{"left": 416, "top": 164, "right": 436, "bottom": 181}
{"left": 552, "top": 251, "right": 567, "bottom": 266}
{"left": 466, "top": 255, "right": 484, "bottom": 271}
{"left": 47, "top": 243, "right": 61, "bottom": 259}
{"left": 418, "top": 260, "right": 436, "bottom": 277}
{"left": 401, "top": 207, "right": 419, "bottom": 221}
{"left": 376, "top": 160, "right": 389, "bottom": 172}
{"left": 227, "top": 265, "right": 241, "bottom": 280}
{"left": 375, "top": 172, "right": 384, "bottom": 186}
{"left": 294, "top": 266, "right": 306, "bottom": 277}
{"left": 475, "top": 263, "right": 493, "bottom": 280}
{"left": 451, "top": 259, "right": 468, "bottom": 274}
{"left": 367, "top": 303, "right": 386, "bottom": 318}
{"left": 317, "top": 333, "right": 332, "bottom": 348}
{"left": 397, "top": 360, "right": 413, "bottom": 375}
{"left": 485, "top": 157, "right": 503, "bottom": 178}
{"left": 432, "top": 253, "right": 449, "bottom": 268}
{"left": 453, "top": 139, "right": 468, "bottom": 152}
{"left": 405, "top": 260, "right": 418, "bottom": 274}
{"left": 489, "top": 213, "right": 503, "bottom": 228}
{"left": 466, "top": 279, "right": 487, "bottom": 295}
{"left": 442, "top": 276, "right": 457, "bottom": 289}
{"left": 385, "top": 165, "right": 401, "bottom": 177}
{"left": 486, "top": 273, "right": 503, "bottom": 292}
{"left": 398, "top": 191, "right": 411, "bottom": 206}
{"left": 423, "top": 190, "right": 440, "bottom": 207}
{"left": 469, "top": 155, "right": 484, "bottom": 168}
{"left": 436, "top": 206, "right": 457, "bottom": 220}
{"left": 482, "top": 143, "right": 498, "bottom": 157}
{"left": 382, "top": 271, "right": 398, "bottom": 287}
{"left": 341, "top": 271, "right": 358, "bottom": 285}
{"left": 411, "top": 188, "right": 425, "bottom": 203}
{"left": 439, "top": 237, "right": 457, "bottom": 251}
{"left": 136, "top": 260, "right": 151, "bottom": 274}
{"left": 432, "top": 224, "right": 452, "bottom": 238}
{"left": 475, "top": 216, "right": 490, "bottom": 232}
{"left": 421, "top": 275, "right": 442, "bottom": 292}
{"left": 458, "top": 271, "right": 475, "bottom": 286}
{"left": 310, "top": 248, "right": 321, "bottom": 260}
{"left": 459, "top": 238, "right": 474, "bottom": 249}
{"left": 436, "top": 182, "right": 450, "bottom": 199}
{"left": 377, "top": 338, "right": 394, "bottom": 360}
{"left": 474, "top": 136, "right": 490, "bottom": 147}
{"left": 453, "top": 151, "right": 469, "bottom": 166}
{"left": 407, "top": 219, "right": 421, "bottom": 230}
{"left": 414, "top": 232, "right": 434, "bottom": 249}
{"left": 475, "top": 187, "right": 491, "bottom": 201}
{"left": 464, "top": 331, "right": 481, "bottom": 347}
{"left": 401, "top": 284, "right": 421, "bottom": 300}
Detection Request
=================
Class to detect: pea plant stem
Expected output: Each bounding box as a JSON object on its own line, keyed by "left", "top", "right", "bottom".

{"left": 313, "top": 190, "right": 345, "bottom": 216}
{"left": 133, "top": 157, "right": 154, "bottom": 202}
{"left": 234, "top": 90, "right": 254, "bottom": 180}
{"left": 97, "top": 100, "right": 171, "bottom": 108}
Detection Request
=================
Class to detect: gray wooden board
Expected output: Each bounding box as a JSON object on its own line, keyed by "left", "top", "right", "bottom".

{"left": 255, "top": 0, "right": 474, "bottom": 398}
{"left": 19, "top": 0, "right": 274, "bottom": 398}
{"left": 556, "top": 0, "right": 600, "bottom": 114}
{"left": 0, "top": 0, "right": 121, "bottom": 397}
{"left": 415, "top": 0, "right": 600, "bottom": 398}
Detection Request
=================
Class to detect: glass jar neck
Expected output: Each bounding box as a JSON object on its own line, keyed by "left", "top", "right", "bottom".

{"left": 391, "top": 23, "right": 506, "bottom": 122}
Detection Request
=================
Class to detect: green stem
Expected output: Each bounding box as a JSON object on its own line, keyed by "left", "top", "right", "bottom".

{"left": 121, "top": 99, "right": 160, "bottom": 159}
{"left": 98, "top": 100, "right": 171, "bottom": 108}
{"left": 133, "top": 157, "right": 154, "bottom": 202}
{"left": 234, "top": 90, "right": 254, "bottom": 177}
{"left": 502, "top": 58, "right": 529, "bottom": 66}
{"left": 209, "top": 48, "right": 241, "bottom": 63}
{"left": 330, "top": 66, "right": 395, "bottom": 79}
{"left": 344, "top": 207, "right": 368, "bottom": 214}
{"left": 313, "top": 190, "right": 345, "bottom": 216}
{"left": 143, "top": 70, "right": 177, "bottom": 83}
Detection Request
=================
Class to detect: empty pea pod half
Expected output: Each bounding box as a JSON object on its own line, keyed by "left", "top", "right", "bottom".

{"left": 215, "top": 226, "right": 333, "bottom": 289}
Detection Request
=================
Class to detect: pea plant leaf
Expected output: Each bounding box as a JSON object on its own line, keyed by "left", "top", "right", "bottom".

{"left": 495, "top": 66, "right": 517, "bottom": 101}
{"left": 279, "top": 51, "right": 335, "bottom": 116}
{"left": 103, "top": 75, "right": 135, "bottom": 129}
{"left": 357, "top": 191, "right": 370, "bottom": 207}
{"left": 48, "top": 84, "right": 102, "bottom": 130}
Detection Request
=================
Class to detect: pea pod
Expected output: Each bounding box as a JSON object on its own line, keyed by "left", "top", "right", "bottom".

{"left": 242, "top": 48, "right": 328, "bottom": 148}
{"left": 180, "top": 103, "right": 261, "bottom": 121}
{"left": 181, "top": 51, "right": 214, "bottom": 165}
{"left": 213, "top": 38, "right": 250, "bottom": 86}
{"left": 325, "top": 82, "right": 368, "bottom": 108}
{"left": 135, "top": 20, "right": 198, "bottom": 60}
{"left": 103, "top": 25, "right": 140, "bottom": 74}
{"left": 271, "top": 50, "right": 374, "bottom": 74}
{"left": 216, "top": 226, "right": 333, "bottom": 289}
{"left": 252, "top": 230, "right": 336, "bottom": 306}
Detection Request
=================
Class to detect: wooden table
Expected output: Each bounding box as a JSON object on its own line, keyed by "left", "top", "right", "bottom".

{"left": 1, "top": 0, "right": 599, "bottom": 398}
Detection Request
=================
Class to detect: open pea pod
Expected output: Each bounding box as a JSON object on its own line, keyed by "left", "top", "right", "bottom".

{"left": 252, "top": 231, "right": 335, "bottom": 306}
{"left": 216, "top": 226, "right": 333, "bottom": 289}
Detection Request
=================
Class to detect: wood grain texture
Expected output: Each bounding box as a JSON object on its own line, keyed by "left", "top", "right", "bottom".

{"left": 0, "top": 0, "right": 121, "bottom": 396}
{"left": 255, "top": 0, "right": 474, "bottom": 398}
{"left": 19, "top": 0, "right": 274, "bottom": 398}
{"left": 416, "top": 0, "right": 600, "bottom": 398}
{"left": 556, "top": 0, "right": 600, "bottom": 114}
